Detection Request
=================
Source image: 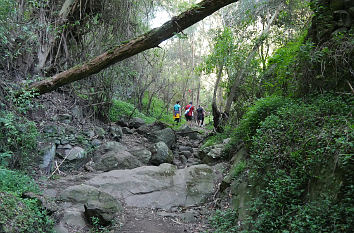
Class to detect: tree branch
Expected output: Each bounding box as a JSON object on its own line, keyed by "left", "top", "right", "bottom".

{"left": 19, "top": 0, "right": 238, "bottom": 96}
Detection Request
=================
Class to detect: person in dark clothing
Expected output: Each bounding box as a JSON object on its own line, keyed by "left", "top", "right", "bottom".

{"left": 196, "top": 105, "right": 205, "bottom": 127}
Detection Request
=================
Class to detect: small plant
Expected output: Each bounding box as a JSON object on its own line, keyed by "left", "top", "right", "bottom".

{"left": 0, "top": 168, "right": 39, "bottom": 195}
{"left": 90, "top": 216, "right": 108, "bottom": 233}
{"left": 230, "top": 161, "right": 246, "bottom": 179}
{"left": 13, "top": 89, "right": 39, "bottom": 114}
{"left": 210, "top": 209, "right": 238, "bottom": 232}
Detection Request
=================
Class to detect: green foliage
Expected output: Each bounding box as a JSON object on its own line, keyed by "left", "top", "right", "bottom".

{"left": 0, "top": 168, "right": 54, "bottom": 232}
{"left": 201, "top": 125, "right": 233, "bottom": 149}
{"left": 226, "top": 95, "right": 290, "bottom": 152}
{"left": 263, "top": 33, "right": 306, "bottom": 96}
{"left": 0, "top": 0, "right": 39, "bottom": 70}
{"left": 0, "top": 111, "right": 38, "bottom": 168}
{"left": 230, "top": 160, "right": 246, "bottom": 179}
{"left": 0, "top": 168, "right": 39, "bottom": 195}
{"left": 109, "top": 99, "right": 155, "bottom": 123}
{"left": 213, "top": 94, "right": 353, "bottom": 232}
{"left": 0, "top": 0, "right": 15, "bottom": 22}
{"left": 141, "top": 93, "right": 186, "bottom": 128}
{"left": 242, "top": 94, "right": 353, "bottom": 232}
{"left": 210, "top": 209, "right": 238, "bottom": 233}
{"left": 197, "top": 27, "right": 235, "bottom": 74}
{"left": 14, "top": 90, "right": 39, "bottom": 114}
{"left": 296, "top": 30, "right": 354, "bottom": 93}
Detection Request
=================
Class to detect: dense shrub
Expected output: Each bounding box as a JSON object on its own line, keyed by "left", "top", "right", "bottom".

{"left": 224, "top": 95, "right": 290, "bottom": 154}
{"left": 0, "top": 168, "right": 54, "bottom": 232}
{"left": 244, "top": 94, "right": 353, "bottom": 232}
{"left": 210, "top": 209, "right": 238, "bottom": 232}
{"left": 296, "top": 30, "right": 354, "bottom": 94}
{"left": 212, "top": 94, "right": 353, "bottom": 232}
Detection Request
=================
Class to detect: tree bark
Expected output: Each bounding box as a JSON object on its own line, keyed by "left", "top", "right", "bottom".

{"left": 21, "top": 0, "right": 238, "bottom": 96}
{"left": 224, "top": 5, "right": 281, "bottom": 115}
{"left": 212, "top": 64, "right": 223, "bottom": 132}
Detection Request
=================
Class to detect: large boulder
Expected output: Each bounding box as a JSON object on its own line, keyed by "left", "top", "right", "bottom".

{"left": 93, "top": 141, "right": 142, "bottom": 171}
{"left": 59, "top": 184, "right": 123, "bottom": 226}
{"left": 129, "top": 147, "right": 152, "bottom": 164}
{"left": 150, "top": 142, "right": 173, "bottom": 165}
{"left": 176, "top": 125, "right": 199, "bottom": 140}
{"left": 198, "top": 144, "right": 225, "bottom": 164}
{"left": 109, "top": 124, "right": 123, "bottom": 141}
{"left": 93, "top": 150, "right": 142, "bottom": 171}
{"left": 149, "top": 128, "right": 176, "bottom": 149}
{"left": 136, "top": 121, "right": 167, "bottom": 136}
{"left": 94, "top": 141, "right": 127, "bottom": 156}
{"left": 129, "top": 117, "right": 146, "bottom": 128}
{"left": 65, "top": 146, "right": 87, "bottom": 161}
{"left": 85, "top": 163, "right": 219, "bottom": 210}
{"left": 40, "top": 144, "right": 56, "bottom": 174}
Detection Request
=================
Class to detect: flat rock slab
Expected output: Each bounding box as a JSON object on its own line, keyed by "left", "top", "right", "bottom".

{"left": 85, "top": 163, "right": 219, "bottom": 210}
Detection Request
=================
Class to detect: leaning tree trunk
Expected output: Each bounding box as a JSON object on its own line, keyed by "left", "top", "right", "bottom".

{"left": 224, "top": 5, "right": 281, "bottom": 115}
{"left": 20, "top": 0, "right": 238, "bottom": 96}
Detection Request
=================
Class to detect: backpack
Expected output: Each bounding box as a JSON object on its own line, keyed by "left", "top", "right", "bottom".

{"left": 185, "top": 105, "right": 192, "bottom": 115}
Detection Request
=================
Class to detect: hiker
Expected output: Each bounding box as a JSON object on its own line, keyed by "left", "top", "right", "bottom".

{"left": 196, "top": 105, "right": 205, "bottom": 127}
{"left": 184, "top": 101, "right": 195, "bottom": 127}
{"left": 173, "top": 101, "right": 181, "bottom": 125}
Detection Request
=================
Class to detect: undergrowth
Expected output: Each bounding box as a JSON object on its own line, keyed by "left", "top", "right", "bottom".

{"left": 109, "top": 99, "right": 155, "bottom": 123}
{"left": 109, "top": 98, "right": 188, "bottom": 129}
{"left": 211, "top": 93, "right": 353, "bottom": 232}
{"left": 223, "top": 95, "right": 290, "bottom": 154}
{"left": 0, "top": 168, "right": 54, "bottom": 232}
{"left": 0, "top": 110, "right": 38, "bottom": 169}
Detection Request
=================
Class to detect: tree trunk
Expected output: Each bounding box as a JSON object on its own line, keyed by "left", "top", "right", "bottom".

{"left": 224, "top": 5, "right": 281, "bottom": 115}
{"left": 21, "top": 0, "right": 238, "bottom": 96}
{"left": 212, "top": 64, "right": 223, "bottom": 132}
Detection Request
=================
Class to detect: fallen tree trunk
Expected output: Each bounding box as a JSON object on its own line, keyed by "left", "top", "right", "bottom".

{"left": 22, "top": 0, "right": 238, "bottom": 96}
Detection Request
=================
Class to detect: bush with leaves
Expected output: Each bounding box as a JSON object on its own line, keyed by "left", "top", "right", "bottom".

{"left": 212, "top": 94, "right": 353, "bottom": 232}
{"left": 224, "top": 95, "right": 290, "bottom": 154}
{"left": 243, "top": 94, "right": 353, "bottom": 232}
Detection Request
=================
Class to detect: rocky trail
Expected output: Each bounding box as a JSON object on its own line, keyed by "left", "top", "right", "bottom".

{"left": 36, "top": 118, "right": 230, "bottom": 233}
